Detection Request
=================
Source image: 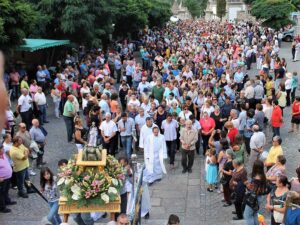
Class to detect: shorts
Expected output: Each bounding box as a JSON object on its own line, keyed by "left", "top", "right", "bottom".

{"left": 291, "top": 117, "right": 300, "bottom": 124}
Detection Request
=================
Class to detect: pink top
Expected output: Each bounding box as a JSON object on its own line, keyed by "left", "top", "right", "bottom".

{"left": 0, "top": 153, "right": 12, "bottom": 179}
{"left": 29, "top": 84, "right": 39, "bottom": 100}
{"left": 200, "top": 117, "right": 215, "bottom": 133}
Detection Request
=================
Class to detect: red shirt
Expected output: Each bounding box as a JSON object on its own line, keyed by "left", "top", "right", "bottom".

{"left": 200, "top": 117, "right": 215, "bottom": 134}
{"left": 292, "top": 102, "right": 300, "bottom": 118}
{"left": 228, "top": 128, "right": 238, "bottom": 145}
{"left": 271, "top": 106, "right": 282, "bottom": 127}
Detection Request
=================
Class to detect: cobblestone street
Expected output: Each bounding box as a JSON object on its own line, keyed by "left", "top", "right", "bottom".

{"left": 1, "top": 43, "right": 300, "bottom": 225}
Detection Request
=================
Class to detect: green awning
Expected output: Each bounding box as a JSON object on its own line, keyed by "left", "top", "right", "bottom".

{"left": 17, "top": 39, "right": 70, "bottom": 52}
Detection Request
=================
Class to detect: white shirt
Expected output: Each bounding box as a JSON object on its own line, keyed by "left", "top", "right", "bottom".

{"left": 285, "top": 78, "right": 292, "bottom": 90}
{"left": 139, "top": 124, "right": 158, "bottom": 148}
{"left": 232, "top": 118, "right": 240, "bottom": 129}
{"left": 128, "top": 99, "right": 140, "bottom": 108}
{"left": 34, "top": 92, "right": 47, "bottom": 105}
{"left": 141, "top": 102, "right": 151, "bottom": 113}
{"left": 245, "top": 86, "right": 255, "bottom": 99}
{"left": 192, "top": 120, "right": 201, "bottom": 131}
{"left": 135, "top": 114, "right": 149, "bottom": 130}
{"left": 18, "top": 95, "right": 32, "bottom": 112}
{"left": 99, "top": 100, "right": 110, "bottom": 114}
{"left": 161, "top": 119, "right": 179, "bottom": 141}
{"left": 100, "top": 120, "right": 117, "bottom": 137}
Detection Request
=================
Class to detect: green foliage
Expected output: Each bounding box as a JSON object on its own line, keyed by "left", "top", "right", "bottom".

{"left": 0, "top": 0, "right": 37, "bottom": 51}
{"left": 28, "top": 0, "right": 172, "bottom": 47}
{"left": 251, "top": 0, "right": 296, "bottom": 30}
{"left": 182, "top": 0, "right": 207, "bottom": 18}
{"left": 216, "top": 0, "right": 226, "bottom": 20}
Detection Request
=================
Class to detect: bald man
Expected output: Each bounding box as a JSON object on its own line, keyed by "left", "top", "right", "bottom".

{"left": 63, "top": 95, "right": 75, "bottom": 142}
{"left": 17, "top": 88, "right": 33, "bottom": 129}
{"left": 29, "top": 119, "right": 47, "bottom": 167}
{"left": 249, "top": 124, "right": 266, "bottom": 167}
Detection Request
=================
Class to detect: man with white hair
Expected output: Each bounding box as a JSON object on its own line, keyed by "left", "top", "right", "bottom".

{"left": 249, "top": 124, "right": 266, "bottom": 166}
{"left": 34, "top": 87, "right": 49, "bottom": 125}
{"left": 100, "top": 112, "right": 117, "bottom": 155}
{"left": 29, "top": 119, "right": 47, "bottom": 168}
{"left": 180, "top": 120, "right": 198, "bottom": 173}
{"left": 17, "top": 88, "right": 33, "bottom": 130}
{"left": 99, "top": 93, "right": 110, "bottom": 115}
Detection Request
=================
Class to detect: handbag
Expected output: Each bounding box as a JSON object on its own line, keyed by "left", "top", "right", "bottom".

{"left": 220, "top": 176, "right": 228, "bottom": 185}
{"left": 244, "top": 191, "right": 259, "bottom": 211}
{"left": 273, "top": 205, "right": 284, "bottom": 223}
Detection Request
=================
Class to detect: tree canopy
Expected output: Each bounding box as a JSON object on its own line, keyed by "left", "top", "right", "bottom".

{"left": 216, "top": 0, "right": 226, "bottom": 21}
{"left": 0, "top": 0, "right": 37, "bottom": 51}
{"left": 0, "top": 0, "right": 172, "bottom": 50}
{"left": 251, "top": 0, "right": 296, "bottom": 30}
{"left": 183, "top": 0, "right": 207, "bottom": 18}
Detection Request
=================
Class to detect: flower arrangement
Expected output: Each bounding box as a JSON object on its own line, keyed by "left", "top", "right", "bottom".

{"left": 57, "top": 156, "right": 125, "bottom": 207}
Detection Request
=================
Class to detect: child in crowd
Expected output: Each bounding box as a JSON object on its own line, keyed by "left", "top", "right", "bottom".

{"left": 118, "top": 157, "right": 133, "bottom": 214}
{"left": 205, "top": 148, "right": 218, "bottom": 192}
{"left": 40, "top": 167, "right": 62, "bottom": 225}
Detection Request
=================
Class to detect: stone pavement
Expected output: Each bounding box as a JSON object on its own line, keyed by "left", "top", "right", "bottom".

{"left": 0, "top": 42, "right": 300, "bottom": 225}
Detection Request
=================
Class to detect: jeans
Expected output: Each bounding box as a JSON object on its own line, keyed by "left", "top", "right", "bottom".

{"left": 275, "top": 78, "right": 282, "bottom": 91}
{"left": 121, "top": 136, "right": 132, "bottom": 158}
{"left": 47, "top": 201, "right": 62, "bottom": 225}
{"left": 244, "top": 195, "right": 263, "bottom": 225}
{"left": 16, "top": 168, "right": 29, "bottom": 194}
{"left": 63, "top": 116, "right": 74, "bottom": 142}
{"left": 54, "top": 100, "right": 60, "bottom": 118}
{"left": 38, "top": 104, "right": 47, "bottom": 124}
{"left": 166, "top": 140, "right": 176, "bottom": 165}
{"left": 181, "top": 149, "right": 195, "bottom": 170}
{"left": 73, "top": 213, "right": 94, "bottom": 225}
{"left": 0, "top": 178, "right": 11, "bottom": 210}
{"left": 272, "top": 127, "right": 280, "bottom": 137}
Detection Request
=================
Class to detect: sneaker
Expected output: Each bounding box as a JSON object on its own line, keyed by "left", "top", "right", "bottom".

{"left": 188, "top": 169, "right": 192, "bottom": 173}
{"left": 0, "top": 208, "right": 11, "bottom": 213}
{"left": 182, "top": 169, "right": 187, "bottom": 174}
{"left": 29, "top": 170, "right": 36, "bottom": 176}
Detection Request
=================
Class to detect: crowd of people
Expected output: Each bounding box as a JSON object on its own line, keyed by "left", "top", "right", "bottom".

{"left": 1, "top": 19, "right": 300, "bottom": 225}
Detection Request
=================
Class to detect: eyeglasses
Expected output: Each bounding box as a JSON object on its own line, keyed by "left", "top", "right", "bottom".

{"left": 20, "top": 126, "right": 26, "bottom": 129}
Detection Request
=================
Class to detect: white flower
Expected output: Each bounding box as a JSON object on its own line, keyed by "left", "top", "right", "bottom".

{"left": 112, "top": 178, "right": 118, "bottom": 186}
{"left": 108, "top": 187, "right": 118, "bottom": 195}
{"left": 71, "top": 184, "right": 81, "bottom": 195}
{"left": 57, "top": 178, "right": 65, "bottom": 186}
{"left": 65, "top": 178, "right": 72, "bottom": 185}
{"left": 72, "top": 193, "right": 80, "bottom": 200}
{"left": 101, "top": 193, "right": 110, "bottom": 204}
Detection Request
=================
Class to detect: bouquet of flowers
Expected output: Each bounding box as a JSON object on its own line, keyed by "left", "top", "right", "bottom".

{"left": 57, "top": 156, "right": 125, "bottom": 207}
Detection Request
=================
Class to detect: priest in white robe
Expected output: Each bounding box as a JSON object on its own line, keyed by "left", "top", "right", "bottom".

{"left": 139, "top": 117, "right": 158, "bottom": 150}
{"left": 143, "top": 126, "right": 167, "bottom": 184}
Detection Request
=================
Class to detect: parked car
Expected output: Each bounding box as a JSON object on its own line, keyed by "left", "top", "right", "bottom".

{"left": 282, "top": 28, "right": 295, "bottom": 42}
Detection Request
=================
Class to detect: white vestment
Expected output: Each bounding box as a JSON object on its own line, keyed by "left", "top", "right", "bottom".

{"left": 143, "top": 134, "right": 167, "bottom": 183}
{"left": 139, "top": 124, "right": 158, "bottom": 148}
